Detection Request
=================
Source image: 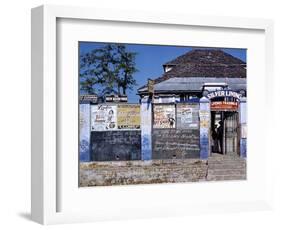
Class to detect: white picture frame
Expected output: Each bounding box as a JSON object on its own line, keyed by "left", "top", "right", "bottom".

{"left": 31, "top": 5, "right": 274, "bottom": 225}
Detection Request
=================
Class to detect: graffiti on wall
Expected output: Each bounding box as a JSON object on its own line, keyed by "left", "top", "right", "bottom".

{"left": 91, "top": 105, "right": 117, "bottom": 131}
{"left": 117, "top": 104, "right": 140, "bottom": 129}
{"left": 176, "top": 103, "right": 199, "bottom": 129}
{"left": 153, "top": 104, "right": 176, "bottom": 129}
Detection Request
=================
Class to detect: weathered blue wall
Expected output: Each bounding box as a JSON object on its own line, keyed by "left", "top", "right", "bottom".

{"left": 239, "top": 97, "right": 247, "bottom": 158}
{"left": 141, "top": 96, "right": 152, "bottom": 160}
{"left": 80, "top": 103, "right": 91, "bottom": 161}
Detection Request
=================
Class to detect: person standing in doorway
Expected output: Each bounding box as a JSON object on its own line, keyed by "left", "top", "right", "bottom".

{"left": 212, "top": 125, "right": 219, "bottom": 153}
{"left": 217, "top": 120, "right": 223, "bottom": 154}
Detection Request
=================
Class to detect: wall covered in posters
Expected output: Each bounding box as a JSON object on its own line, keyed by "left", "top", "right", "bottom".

{"left": 91, "top": 104, "right": 117, "bottom": 131}
{"left": 117, "top": 104, "right": 140, "bottom": 129}
{"left": 153, "top": 104, "right": 176, "bottom": 129}
{"left": 176, "top": 103, "right": 199, "bottom": 129}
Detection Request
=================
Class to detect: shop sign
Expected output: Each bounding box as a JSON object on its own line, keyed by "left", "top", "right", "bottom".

{"left": 211, "top": 101, "right": 238, "bottom": 111}
{"left": 105, "top": 95, "right": 128, "bottom": 103}
{"left": 206, "top": 90, "right": 242, "bottom": 100}
{"left": 80, "top": 94, "right": 98, "bottom": 103}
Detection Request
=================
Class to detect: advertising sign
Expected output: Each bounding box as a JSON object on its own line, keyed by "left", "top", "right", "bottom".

{"left": 211, "top": 101, "right": 238, "bottom": 111}
{"left": 80, "top": 94, "right": 98, "bottom": 103}
{"left": 176, "top": 103, "right": 199, "bottom": 129}
{"left": 105, "top": 95, "right": 128, "bottom": 103}
{"left": 153, "top": 104, "right": 176, "bottom": 129}
{"left": 241, "top": 123, "right": 247, "bottom": 138}
{"left": 117, "top": 104, "right": 140, "bottom": 129}
{"left": 206, "top": 90, "right": 242, "bottom": 100}
{"left": 91, "top": 104, "right": 117, "bottom": 131}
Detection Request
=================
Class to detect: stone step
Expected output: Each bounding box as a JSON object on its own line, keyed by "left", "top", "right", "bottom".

{"left": 208, "top": 169, "right": 246, "bottom": 176}
{"left": 208, "top": 158, "right": 246, "bottom": 162}
{"left": 209, "top": 156, "right": 245, "bottom": 160}
{"left": 208, "top": 158, "right": 246, "bottom": 161}
{"left": 209, "top": 163, "right": 246, "bottom": 166}
{"left": 207, "top": 175, "right": 247, "bottom": 181}
{"left": 208, "top": 166, "right": 246, "bottom": 171}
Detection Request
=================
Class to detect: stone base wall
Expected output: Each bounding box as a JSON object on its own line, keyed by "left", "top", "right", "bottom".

{"left": 80, "top": 154, "right": 246, "bottom": 186}
{"left": 80, "top": 159, "right": 207, "bottom": 186}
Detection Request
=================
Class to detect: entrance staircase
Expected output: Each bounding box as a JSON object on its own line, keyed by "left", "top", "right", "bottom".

{"left": 207, "top": 153, "right": 247, "bottom": 181}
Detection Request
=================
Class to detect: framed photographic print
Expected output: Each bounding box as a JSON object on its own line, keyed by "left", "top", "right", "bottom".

{"left": 31, "top": 5, "right": 274, "bottom": 225}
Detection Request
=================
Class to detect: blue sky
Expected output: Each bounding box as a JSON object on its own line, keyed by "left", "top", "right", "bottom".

{"left": 80, "top": 42, "right": 246, "bottom": 103}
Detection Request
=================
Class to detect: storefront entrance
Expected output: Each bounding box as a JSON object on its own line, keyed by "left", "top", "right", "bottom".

{"left": 211, "top": 111, "right": 239, "bottom": 156}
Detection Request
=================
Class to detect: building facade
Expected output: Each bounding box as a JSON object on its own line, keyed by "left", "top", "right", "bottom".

{"left": 138, "top": 49, "right": 247, "bottom": 160}
{"left": 80, "top": 49, "right": 247, "bottom": 162}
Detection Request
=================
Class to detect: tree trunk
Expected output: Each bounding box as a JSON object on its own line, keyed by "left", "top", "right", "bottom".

{"left": 122, "top": 87, "right": 126, "bottom": 95}
{"left": 117, "top": 85, "right": 120, "bottom": 95}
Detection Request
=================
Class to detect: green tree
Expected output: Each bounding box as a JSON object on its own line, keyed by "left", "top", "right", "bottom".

{"left": 80, "top": 44, "right": 138, "bottom": 96}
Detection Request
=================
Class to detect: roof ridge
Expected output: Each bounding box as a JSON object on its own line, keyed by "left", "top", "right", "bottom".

{"left": 163, "top": 49, "right": 245, "bottom": 66}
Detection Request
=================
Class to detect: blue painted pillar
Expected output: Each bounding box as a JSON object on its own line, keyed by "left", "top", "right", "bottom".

{"left": 140, "top": 96, "right": 152, "bottom": 160}
{"left": 239, "top": 97, "right": 247, "bottom": 158}
{"left": 199, "top": 97, "right": 210, "bottom": 159}
{"left": 79, "top": 103, "right": 91, "bottom": 162}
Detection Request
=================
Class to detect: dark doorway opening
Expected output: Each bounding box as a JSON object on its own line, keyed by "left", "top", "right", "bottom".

{"left": 211, "top": 111, "right": 239, "bottom": 156}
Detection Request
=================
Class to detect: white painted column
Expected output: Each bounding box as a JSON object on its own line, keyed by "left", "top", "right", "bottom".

{"left": 239, "top": 97, "right": 247, "bottom": 158}
{"left": 140, "top": 96, "right": 152, "bottom": 160}
{"left": 199, "top": 96, "right": 211, "bottom": 159}
{"left": 79, "top": 103, "right": 91, "bottom": 161}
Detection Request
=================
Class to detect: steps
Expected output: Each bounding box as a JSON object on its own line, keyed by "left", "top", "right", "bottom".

{"left": 207, "top": 153, "right": 247, "bottom": 181}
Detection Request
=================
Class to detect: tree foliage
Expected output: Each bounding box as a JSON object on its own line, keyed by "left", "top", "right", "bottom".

{"left": 80, "top": 44, "right": 138, "bottom": 96}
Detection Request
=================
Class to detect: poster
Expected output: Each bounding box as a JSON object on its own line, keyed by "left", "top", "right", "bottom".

{"left": 117, "top": 104, "right": 140, "bottom": 129}
{"left": 153, "top": 104, "right": 176, "bottom": 129}
{"left": 91, "top": 104, "right": 117, "bottom": 131}
{"left": 176, "top": 103, "right": 199, "bottom": 129}
{"left": 241, "top": 123, "right": 247, "bottom": 138}
{"left": 199, "top": 111, "right": 210, "bottom": 128}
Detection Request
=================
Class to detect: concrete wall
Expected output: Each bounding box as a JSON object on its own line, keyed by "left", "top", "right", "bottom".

{"left": 91, "top": 130, "right": 141, "bottom": 161}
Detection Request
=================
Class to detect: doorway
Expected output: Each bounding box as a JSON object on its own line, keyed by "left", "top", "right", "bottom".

{"left": 211, "top": 111, "right": 239, "bottom": 156}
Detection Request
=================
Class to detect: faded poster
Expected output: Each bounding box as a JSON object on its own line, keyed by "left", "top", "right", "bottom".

{"left": 117, "top": 104, "right": 140, "bottom": 129}
{"left": 91, "top": 104, "right": 117, "bottom": 131}
{"left": 176, "top": 103, "right": 199, "bottom": 129}
{"left": 153, "top": 104, "right": 176, "bottom": 129}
